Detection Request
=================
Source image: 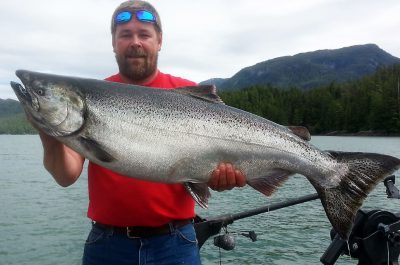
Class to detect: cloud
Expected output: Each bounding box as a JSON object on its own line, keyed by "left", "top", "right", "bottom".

{"left": 1, "top": 0, "right": 399, "bottom": 99}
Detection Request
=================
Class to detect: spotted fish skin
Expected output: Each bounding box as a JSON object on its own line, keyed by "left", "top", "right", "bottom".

{"left": 11, "top": 69, "right": 400, "bottom": 239}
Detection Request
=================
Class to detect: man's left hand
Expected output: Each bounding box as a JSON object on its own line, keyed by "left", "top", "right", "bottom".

{"left": 208, "top": 163, "right": 246, "bottom": 191}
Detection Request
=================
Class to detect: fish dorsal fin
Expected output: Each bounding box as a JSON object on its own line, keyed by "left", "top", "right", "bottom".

{"left": 173, "top": 85, "right": 224, "bottom": 104}
{"left": 286, "top": 126, "right": 311, "bottom": 141}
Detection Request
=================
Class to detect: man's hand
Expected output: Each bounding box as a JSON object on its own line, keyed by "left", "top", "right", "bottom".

{"left": 208, "top": 163, "right": 246, "bottom": 191}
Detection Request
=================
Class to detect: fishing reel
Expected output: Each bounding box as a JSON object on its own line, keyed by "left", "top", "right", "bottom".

{"left": 213, "top": 227, "right": 257, "bottom": 251}
{"left": 321, "top": 175, "right": 400, "bottom": 265}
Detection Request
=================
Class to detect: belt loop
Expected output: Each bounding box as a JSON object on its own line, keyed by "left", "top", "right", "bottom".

{"left": 127, "top": 227, "right": 141, "bottom": 239}
{"left": 168, "top": 222, "right": 175, "bottom": 234}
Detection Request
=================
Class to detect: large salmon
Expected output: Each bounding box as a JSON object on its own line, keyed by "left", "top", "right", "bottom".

{"left": 11, "top": 69, "right": 400, "bottom": 239}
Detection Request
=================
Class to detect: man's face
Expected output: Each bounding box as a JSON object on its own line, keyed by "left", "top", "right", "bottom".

{"left": 112, "top": 15, "right": 162, "bottom": 83}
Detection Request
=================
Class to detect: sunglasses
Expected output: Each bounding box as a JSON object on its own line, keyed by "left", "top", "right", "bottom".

{"left": 115, "top": 10, "right": 157, "bottom": 25}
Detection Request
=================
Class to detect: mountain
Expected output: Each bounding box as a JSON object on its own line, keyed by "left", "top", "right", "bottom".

{"left": 199, "top": 78, "right": 227, "bottom": 87}
{"left": 0, "top": 98, "right": 36, "bottom": 134}
{"left": 0, "top": 98, "right": 23, "bottom": 117}
{"left": 208, "top": 44, "right": 400, "bottom": 91}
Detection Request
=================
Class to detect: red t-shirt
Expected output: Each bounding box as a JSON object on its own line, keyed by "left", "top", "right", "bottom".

{"left": 87, "top": 71, "right": 197, "bottom": 227}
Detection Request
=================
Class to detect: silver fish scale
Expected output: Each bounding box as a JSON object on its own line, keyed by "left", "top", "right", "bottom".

{"left": 73, "top": 83, "right": 341, "bottom": 185}
{"left": 13, "top": 70, "right": 400, "bottom": 241}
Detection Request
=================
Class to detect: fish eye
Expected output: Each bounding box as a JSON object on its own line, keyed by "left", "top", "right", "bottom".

{"left": 32, "top": 80, "right": 45, "bottom": 96}
{"left": 36, "top": 89, "right": 44, "bottom": 96}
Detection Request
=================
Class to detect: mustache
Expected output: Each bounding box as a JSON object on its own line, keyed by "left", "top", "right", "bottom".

{"left": 125, "top": 48, "right": 147, "bottom": 57}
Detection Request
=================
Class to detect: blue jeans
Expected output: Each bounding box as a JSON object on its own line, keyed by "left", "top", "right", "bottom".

{"left": 82, "top": 222, "right": 201, "bottom": 265}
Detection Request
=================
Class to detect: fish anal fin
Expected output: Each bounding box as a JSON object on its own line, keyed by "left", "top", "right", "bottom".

{"left": 173, "top": 85, "right": 224, "bottom": 104}
{"left": 79, "top": 137, "right": 115, "bottom": 163}
{"left": 184, "top": 182, "right": 211, "bottom": 209}
{"left": 248, "top": 170, "right": 292, "bottom": 196}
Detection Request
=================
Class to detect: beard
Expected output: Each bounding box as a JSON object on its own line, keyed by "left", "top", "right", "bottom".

{"left": 115, "top": 47, "right": 158, "bottom": 82}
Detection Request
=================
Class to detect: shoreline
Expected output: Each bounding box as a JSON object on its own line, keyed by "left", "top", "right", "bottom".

{"left": 319, "top": 130, "right": 400, "bottom": 137}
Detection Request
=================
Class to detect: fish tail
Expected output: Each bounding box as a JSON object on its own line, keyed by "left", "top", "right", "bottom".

{"left": 315, "top": 151, "right": 400, "bottom": 240}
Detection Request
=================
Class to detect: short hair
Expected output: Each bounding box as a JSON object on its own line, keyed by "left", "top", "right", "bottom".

{"left": 111, "top": 0, "right": 162, "bottom": 35}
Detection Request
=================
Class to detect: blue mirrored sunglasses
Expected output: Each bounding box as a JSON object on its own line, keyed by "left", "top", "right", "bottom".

{"left": 115, "top": 10, "right": 156, "bottom": 25}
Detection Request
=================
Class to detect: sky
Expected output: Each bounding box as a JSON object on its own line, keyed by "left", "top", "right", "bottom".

{"left": 1, "top": 0, "right": 400, "bottom": 99}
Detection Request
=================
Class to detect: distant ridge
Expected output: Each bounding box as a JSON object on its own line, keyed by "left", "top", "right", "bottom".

{"left": 0, "top": 98, "right": 23, "bottom": 117}
{"left": 199, "top": 78, "right": 227, "bottom": 87}
{"left": 201, "top": 44, "right": 400, "bottom": 91}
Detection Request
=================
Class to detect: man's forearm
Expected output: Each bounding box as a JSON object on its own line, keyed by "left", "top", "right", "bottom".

{"left": 38, "top": 132, "right": 85, "bottom": 187}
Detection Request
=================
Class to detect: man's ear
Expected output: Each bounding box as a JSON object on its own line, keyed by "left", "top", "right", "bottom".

{"left": 112, "top": 35, "right": 116, "bottom": 53}
{"left": 158, "top": 32, "right": 163, "bottom": 51}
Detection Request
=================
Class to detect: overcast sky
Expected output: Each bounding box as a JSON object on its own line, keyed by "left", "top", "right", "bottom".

{"left": 1, "top": 0, "right": 400, "bottom": 99}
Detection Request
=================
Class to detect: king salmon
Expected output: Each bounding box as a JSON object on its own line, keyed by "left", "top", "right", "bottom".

{"left": 11, "top": 69, "right": 400, "bottom": 239}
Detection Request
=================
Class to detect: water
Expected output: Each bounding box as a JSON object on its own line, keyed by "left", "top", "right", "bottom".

{"left": 1, "top": 135, "right": 399, "bottom": 265}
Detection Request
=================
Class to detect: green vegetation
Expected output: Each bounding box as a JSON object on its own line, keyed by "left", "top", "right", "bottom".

{"left": 0, "top": 113, "right": 36, "bottom": 134}
{"left": 0, "top": 98, "right": 23, "bottom": 117}
{"left": 220, "top": 64, "right": 400, "bottom": 135}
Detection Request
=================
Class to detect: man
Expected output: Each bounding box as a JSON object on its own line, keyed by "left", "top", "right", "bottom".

{"left": 35, "top": 1, "right": 246, "bottom": 265}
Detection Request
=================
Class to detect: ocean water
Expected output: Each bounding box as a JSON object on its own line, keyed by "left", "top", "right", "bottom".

{"left": 1, "top": 135, "right": 400, "bottom": 265}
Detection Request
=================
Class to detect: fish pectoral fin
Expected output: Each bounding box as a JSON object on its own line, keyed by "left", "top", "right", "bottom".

{"left": 247, "top": 170, "right": 293, "bottom": 196}
{"left": 79, "top": 137, "right": 115, "bottom": 163}
{"left": 184, "top": 182, "right": 211, "bottom": 209}
{"left": 172, "top": 85, "right": 225, "bottom": 104}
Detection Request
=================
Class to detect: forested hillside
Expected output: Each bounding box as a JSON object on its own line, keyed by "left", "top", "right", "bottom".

{"left": 203, "top": 44, "right": 400, "bottom": 91}
{"left": 219, "top": 64, "right": 400, "bottom": 134}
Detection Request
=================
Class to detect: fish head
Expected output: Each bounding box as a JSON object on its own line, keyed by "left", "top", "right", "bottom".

{"left": 11, "top": 70, "right": 86, "bottom": 137}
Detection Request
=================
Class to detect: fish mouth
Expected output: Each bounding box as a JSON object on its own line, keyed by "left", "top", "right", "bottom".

{"left": 11, "top": 70, "right": 39, "bottom": 112}
{"left": 10, "top": 81, "right": 32, "bottom": 104}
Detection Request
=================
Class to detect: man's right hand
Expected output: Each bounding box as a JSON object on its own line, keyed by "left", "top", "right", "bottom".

{"left": 208, "top": 163, "right": 246, "bottom": 191}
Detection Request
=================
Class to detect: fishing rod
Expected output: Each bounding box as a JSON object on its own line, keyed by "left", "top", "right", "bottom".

{"left": 194, "top": 192, "right": 319, "bottom": 248}
{"left": 195, "top": 175, "right": 400, "bottom": 265}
